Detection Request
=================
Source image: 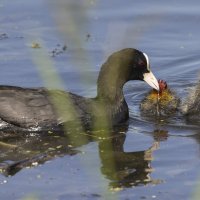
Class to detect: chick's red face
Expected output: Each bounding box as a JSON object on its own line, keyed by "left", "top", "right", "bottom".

{"left": 158, "top": 80, "right": 167, "bottom": 92}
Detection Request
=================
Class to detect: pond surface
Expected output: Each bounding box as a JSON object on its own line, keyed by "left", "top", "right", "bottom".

{"left": 0, "top": 0, "right": 200, "bottom": 199}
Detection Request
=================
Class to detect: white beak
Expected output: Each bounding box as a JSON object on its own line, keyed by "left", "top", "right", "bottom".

{"left": 143, "top": 71, "right": 159, "bottom": 91}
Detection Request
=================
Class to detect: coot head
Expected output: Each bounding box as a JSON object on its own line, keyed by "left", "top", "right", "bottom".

{"left": 129, "top": 50, "right": 160, "bottom": 91}
{"left": 97, "top": 48, "right": 159, "bottom": 100}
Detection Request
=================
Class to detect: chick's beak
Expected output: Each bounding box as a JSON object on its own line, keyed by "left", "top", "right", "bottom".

{"left": 143, "top": 71, "right": 159, "bottom": 91}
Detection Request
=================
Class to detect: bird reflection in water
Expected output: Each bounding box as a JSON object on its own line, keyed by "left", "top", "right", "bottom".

{"left": 0, "top": 128, "right": 166, "bottom": 188}
{"left": 99, "top": 130, "right": 164, "bottom": 189}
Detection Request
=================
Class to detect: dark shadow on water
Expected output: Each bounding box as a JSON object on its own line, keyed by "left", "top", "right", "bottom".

{"left": 0, "top": 133, "right": 80, "bottom": 176}
{"left": 0, "top": 126, "right": 166, "bottom": 188}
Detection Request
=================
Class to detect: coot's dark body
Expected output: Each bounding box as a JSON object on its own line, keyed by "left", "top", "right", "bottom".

{"left": 0, "top": 49, "right": 159, "bottom": 131}
{"left": 0, "top": 86, "right": 129, "bottom": 130}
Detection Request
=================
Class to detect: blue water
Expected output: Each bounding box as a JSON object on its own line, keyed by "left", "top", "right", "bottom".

{"left": 0, "top": 0, "right": 200, "bottom": 199}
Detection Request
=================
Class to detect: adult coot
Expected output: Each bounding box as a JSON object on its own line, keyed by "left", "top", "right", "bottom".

{"left": 140, "top": 79, "right": 180, "bottom": 116}
{"left": 0, "top": 48, "right": 159, "bottom": 131}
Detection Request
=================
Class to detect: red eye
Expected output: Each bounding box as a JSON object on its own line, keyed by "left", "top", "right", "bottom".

{"left": 138, "top": 59, "right": 145, "bottom": 67}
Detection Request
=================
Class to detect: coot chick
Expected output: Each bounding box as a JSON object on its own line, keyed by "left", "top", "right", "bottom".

{"left": 0, "top": 48, "right": 159, "bottom": 131}
{"left": 140, "top": 79, "right": 180, "bottom": 116}
{"left": 181, "top": 80, "right": 200, "bottom": 122}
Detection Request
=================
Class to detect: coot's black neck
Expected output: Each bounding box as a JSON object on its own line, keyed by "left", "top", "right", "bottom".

{"left": 96, "top": 51, "right": 133, "bottom": 103}
{"left": 95, "top": 52, "right": 133, "bottom": 124}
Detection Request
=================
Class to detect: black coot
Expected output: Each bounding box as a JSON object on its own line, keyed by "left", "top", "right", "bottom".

{"left": 0, "top": 48, "right": 159, "bottom": 131}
